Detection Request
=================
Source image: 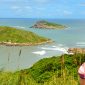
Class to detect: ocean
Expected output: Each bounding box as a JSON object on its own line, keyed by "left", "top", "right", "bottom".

{"left": 0, "top": 18, "right": 85, "bottom": 71}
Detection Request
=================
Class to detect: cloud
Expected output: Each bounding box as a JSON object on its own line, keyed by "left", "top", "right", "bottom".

{"left": 11, "top": 6, "right": 20, "bottom": 10}
{"left": 56, "top": 10, "right": 72, "bottom": 15}
{"left": 63, "top": 10, "right": 72, "bottom": 16}
{"left": 34, "top": 0, "right": 49, "bottom": 3}
{"left": 11, "top": 5, "right": 32, "bottom": 12}
{"left": 11, "top": 6, "right": 22, "bottom": 13}
{"left": 0, "top": 0, "right": 18, "bottom": 3}
{"left": 79, "top": 3, "right": 85, "bottom": 6}
{"left": 25, "top": 6, "right": 32, "bottom": 10}
{"left": 81, "top": 11, "right": 85, "bottom": 15}
{"left": 36, "top": 7, "right": 45, "bottom": 10}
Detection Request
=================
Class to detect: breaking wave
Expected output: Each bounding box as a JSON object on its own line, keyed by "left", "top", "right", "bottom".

{"left": 32, "top": 50, "right": 46, "bottom": 55}
{"left": 41, "top": 46, "right": 68, "bottom": 54}
{"left": 13, "top": 26, "right": 25, "bottom": 29}
{"left": 76, "top": 42, "right": 85, "bottom": 47}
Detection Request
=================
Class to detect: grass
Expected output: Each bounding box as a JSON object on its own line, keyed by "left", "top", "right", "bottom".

{"left": 0, "top": 26, "right": 49, "bottom": 44}
{"left": 44, "top": 21, "right": 65, "bottom": 27}
{"left": 39, "top": 21, "right": 66, "bottom": 29}
{"left": 0, "top": 53, "right": 84, "bottom": 85}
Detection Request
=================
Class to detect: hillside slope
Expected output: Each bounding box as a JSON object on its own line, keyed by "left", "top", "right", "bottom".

{"left": 0, "top": 53, "right": 84, "bottom": 85}
{"left": 0, "top": 26, "right": 51, "bottom": 46}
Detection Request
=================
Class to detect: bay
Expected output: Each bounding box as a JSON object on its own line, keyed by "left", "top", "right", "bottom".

{"left": 0, "top": 18, "right": 85, "bottom": 71}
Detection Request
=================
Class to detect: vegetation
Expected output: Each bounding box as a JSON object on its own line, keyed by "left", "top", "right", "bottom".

{"left": 0, "top": 26, "right": 50, "bottom": 44}
{"left": 0, "top": 53, "right": 85, "bottom": 85}
{"left": 43, "top": 21, "right": 65, "bottom": 27}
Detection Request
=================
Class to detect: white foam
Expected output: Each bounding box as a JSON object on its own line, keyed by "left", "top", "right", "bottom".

{"left": 58, "top": 44, "right": 63, "bottom": 46}
{"left": 76, "top": 44, "right": 85, "bottom": 47}
{"left": 52, "top": 44, "right": 64, "bottom": 48}
{"left": 76, "top": 42, "right": 85, "bottom": 45}
{"left": 52, "top": 46, "right": 57, "bottom": 47}
{"left": 13, "top": 26, "right": 25, "bottom": 29}
{"left": 76, "top": 42, "right": 85, "bottom": 47}
{"left": 32, "top": 50, "right": 46, "bottom": 55}
{"left": 41, "top": 47, "right": 68, "bottom": 54}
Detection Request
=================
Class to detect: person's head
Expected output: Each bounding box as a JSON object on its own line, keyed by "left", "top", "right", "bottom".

{"left": 78, "top": 63, "right": 85, "bottom": 79}
{"left": 78, "top": 63, "right": 85, "bottom": 85}
{"left": 78, "top": 63, "right": 85, "bottom": 73}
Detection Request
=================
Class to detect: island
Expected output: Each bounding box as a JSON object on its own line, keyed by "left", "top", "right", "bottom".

{"left": 0, "top": 26, "right": 52, "bottom": 46}
{"left": 30, "top": 20, "right": 66, "bottom": 29}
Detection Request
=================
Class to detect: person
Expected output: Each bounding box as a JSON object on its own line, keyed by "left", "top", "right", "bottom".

{"left": 78, "top": 63, "right": 85, "bottom": 85}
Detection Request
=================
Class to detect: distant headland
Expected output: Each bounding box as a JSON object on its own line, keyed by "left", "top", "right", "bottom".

{"left": 0, "top": 26, "right": 52, "bottom": 46}
{"left": 30, "top": 20, "right": 66, "bottom": 29}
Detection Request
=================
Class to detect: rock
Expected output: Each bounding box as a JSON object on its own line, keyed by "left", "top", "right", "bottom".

{"left": 68, "top": 48, "right": 85, "bottom": 54}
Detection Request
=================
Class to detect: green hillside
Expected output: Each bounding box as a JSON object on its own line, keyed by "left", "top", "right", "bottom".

{"left": 0, "top": 26, "right": 50, "bottom": 45}
{"left": 0, "top": 53, "right": 84, "bottom": 85}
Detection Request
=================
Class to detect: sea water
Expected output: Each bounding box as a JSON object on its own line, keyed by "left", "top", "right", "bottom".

{"left": 0, "top": 18, "right": 85, "bottom": 71}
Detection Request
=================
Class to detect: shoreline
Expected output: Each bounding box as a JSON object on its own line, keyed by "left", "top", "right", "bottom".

{"left": 0, "top": 40, "right": 53, "bottom": 46}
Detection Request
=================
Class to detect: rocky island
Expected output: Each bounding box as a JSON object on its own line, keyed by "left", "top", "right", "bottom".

{"left": 0, "top": 26, "right": 52, "bottom": 46}
{"left": 31, "top": 20, "right": 66, "bottom": 29}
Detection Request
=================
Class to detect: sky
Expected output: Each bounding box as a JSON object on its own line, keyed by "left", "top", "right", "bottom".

{"left": 0, "top": 0, "right": 85, "bottom": 19}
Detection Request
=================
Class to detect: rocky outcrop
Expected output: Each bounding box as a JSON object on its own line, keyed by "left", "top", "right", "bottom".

{"left": 68, "top": 48, "right": 85, "bottom": 54}
{"left": 31, "top": 21, "right": 65, "bottom": 29}
{"left": 0, "top": 40, "right": 53, "bottom": 46}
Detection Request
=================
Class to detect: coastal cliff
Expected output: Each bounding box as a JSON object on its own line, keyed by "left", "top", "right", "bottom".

{"left": 31, "top": 21, "right": 66, "bottom": 29}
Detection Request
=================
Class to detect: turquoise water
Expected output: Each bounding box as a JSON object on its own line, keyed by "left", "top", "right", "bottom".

{"left": 0, "top": 18, "right": 85, "bottom": 71}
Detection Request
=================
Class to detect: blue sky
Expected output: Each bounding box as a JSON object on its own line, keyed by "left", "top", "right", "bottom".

{"left": 0, "top": 0, "right": 85, "bottom": 18}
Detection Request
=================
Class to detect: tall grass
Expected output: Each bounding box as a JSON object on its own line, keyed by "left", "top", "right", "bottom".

{"left": 0, "top": 53, "right": 84, "bottom": 85}
{"left": 0, "top": 70, "right": 79, "bottom": 85}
